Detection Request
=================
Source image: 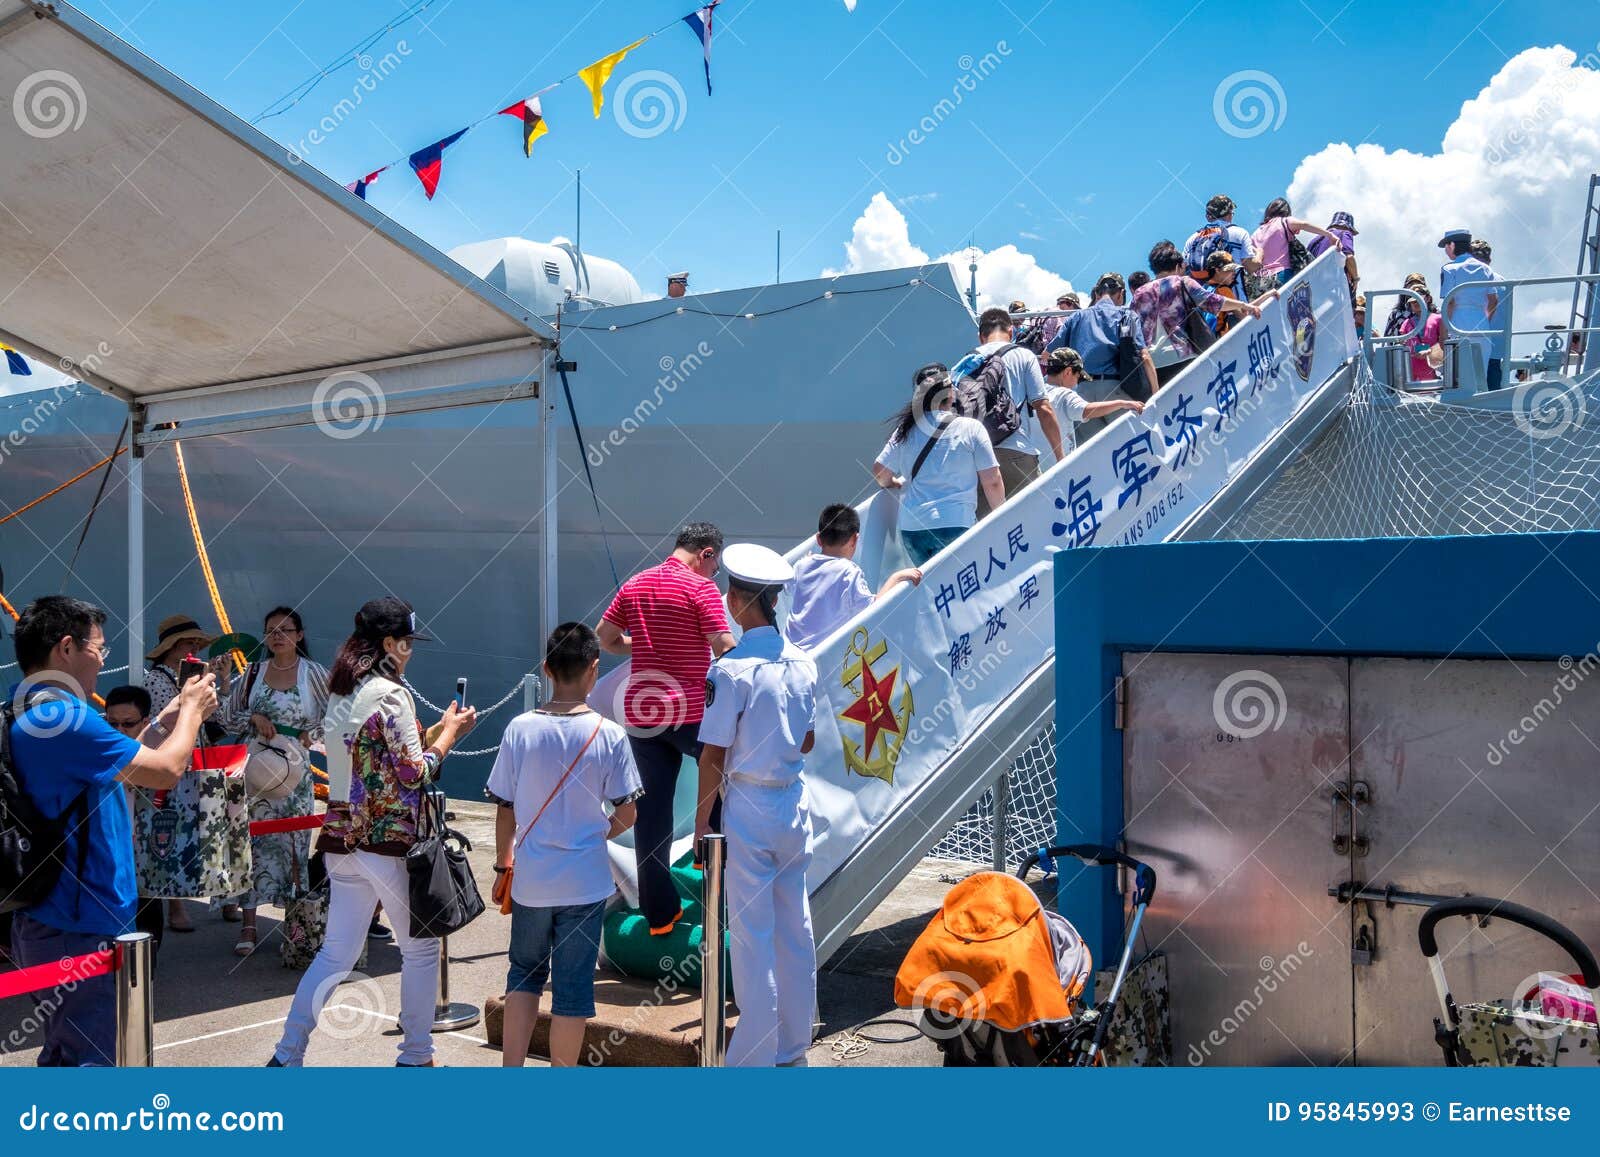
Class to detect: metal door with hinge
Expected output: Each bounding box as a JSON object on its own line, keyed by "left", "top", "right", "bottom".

{"left": 1120, "top": 651, "right": 1600, "bottom": 1066}
{"left": 1347, "top": 657, "right": 1600, "bottom": 1064}
{"left": 1121, "top": 652, "right": 1355, "bottom": 1065}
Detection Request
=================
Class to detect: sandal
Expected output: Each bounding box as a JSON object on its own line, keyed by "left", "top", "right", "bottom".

{"left": 234, "top": 926, "right": 258, "bottom": 957}
{"left": 220, "top": 903, "right": 243, "bottom": 923}
{"left": 167, "top": 904, "right": 195, "bottom": 933}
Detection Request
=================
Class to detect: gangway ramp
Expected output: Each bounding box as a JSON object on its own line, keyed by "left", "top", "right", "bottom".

{"left": 800, "top": 252, "right": 1360, "bottom": 962}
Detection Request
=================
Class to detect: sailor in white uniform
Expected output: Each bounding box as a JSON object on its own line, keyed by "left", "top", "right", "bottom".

{"left": 695, "top": 543, "right": 820, "bottom": 1067}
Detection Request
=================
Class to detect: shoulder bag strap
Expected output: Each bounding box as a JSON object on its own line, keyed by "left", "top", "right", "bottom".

{"left": 908, "top": 414, "right": 952, "bottom": 482}
{"left": 511, "top": 717, "right": 606, "bottom": 853}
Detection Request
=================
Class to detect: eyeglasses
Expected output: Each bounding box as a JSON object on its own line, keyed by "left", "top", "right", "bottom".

{"left": 75, "top": 636, "right": 109, "bottom": 661}
{"left": 263, "top": 625, "right": 300, "bottom": 636}
{"left": 107, "top": 716, "right": 145, "bottom": 732}
{"left": 702, "top": 550, "right": 720, "bottom": 578}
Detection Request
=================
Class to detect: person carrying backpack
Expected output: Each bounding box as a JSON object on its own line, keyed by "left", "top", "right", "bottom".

{"left": 947, "top": 307, "right": 1064, "bottom": 514}
{"left": 1250, "top": 198, "right": 1341, "bottom": 292}
{"left": 4, "top": 595, "right": 217, "bottom": 1066}
{"left": 874, "top": 363, "right": 1006, "bottom": 565}
{"left": 1049, "top": 272, "right": 1160, "bottom": 407}
{"left": 1183, "top": 194, "right": 1260, "bottom": 300}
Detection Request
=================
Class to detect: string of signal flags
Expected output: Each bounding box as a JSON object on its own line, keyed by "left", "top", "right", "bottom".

{"left": 342, "top": 2, "right": 719, "bottom": 203}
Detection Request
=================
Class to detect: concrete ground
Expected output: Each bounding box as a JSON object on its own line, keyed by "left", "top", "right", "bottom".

{"left": 0, "top": 801, "right": 976, "bottom": 1068}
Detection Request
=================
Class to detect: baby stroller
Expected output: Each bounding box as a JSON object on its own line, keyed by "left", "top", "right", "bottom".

{"left": 1420, "top": 896, "right": 1600, "bottom": 1067}
{"left": 894, "top": 843, "right": 1160, "bottom": 1066}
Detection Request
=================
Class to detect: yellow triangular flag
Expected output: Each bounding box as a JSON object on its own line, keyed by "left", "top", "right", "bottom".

{"left": 578, "top": 37, "right": 647, "bottom": 118}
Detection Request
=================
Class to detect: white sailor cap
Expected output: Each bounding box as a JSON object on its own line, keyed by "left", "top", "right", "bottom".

{"left": 722, "top": 542, "right": 795, "bottom": 588}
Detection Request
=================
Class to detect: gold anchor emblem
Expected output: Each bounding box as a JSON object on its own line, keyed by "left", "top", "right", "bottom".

{"left": 838, "top": 627, "right": 914, "bottom": 784}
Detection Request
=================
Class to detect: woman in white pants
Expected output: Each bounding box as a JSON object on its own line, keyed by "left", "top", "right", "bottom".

{"left": 269, "top": 597, "right": 475, "bottom": 1067}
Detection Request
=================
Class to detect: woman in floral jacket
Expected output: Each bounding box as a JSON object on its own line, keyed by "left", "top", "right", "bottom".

{"left": 270, "top": 596, "right": 475, "bottom": 1068}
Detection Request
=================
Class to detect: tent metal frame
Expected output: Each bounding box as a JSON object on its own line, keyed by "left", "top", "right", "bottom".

{"left": 0, "top": 2, "right": 562, "bottom": 676}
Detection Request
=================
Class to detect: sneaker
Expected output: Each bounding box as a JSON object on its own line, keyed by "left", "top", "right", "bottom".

{"left": 265, "top": 1056, "right": 284, "bottom": 1067}
{"left": 367, "top": 919, "right": 393, "bottom": 942}
{"left": 648, "top": 907, "right": 686, "bottom": 937}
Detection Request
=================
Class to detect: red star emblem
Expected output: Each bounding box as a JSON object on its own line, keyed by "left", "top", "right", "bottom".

{"left": 841, "top": 659, "right": 901, "bottom": 759}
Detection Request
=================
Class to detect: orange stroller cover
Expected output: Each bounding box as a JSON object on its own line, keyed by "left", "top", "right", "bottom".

{"left": 894, "top": 871, "right": 1091, "bottom": 1032}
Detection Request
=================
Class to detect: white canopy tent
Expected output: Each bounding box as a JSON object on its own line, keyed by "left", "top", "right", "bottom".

{"left": 0, "top": 1, "right": 560, "bottom": 673}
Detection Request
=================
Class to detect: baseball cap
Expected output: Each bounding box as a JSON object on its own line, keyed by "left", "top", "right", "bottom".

{"left": 1043, "top": 346, "right": 1089, "bottom": 377}
{"left": 1204, "top": 250, "right": 1242, "bottom": 280}
{"left": 354, "top": 596, "right": 431, "bottom": 643}
{"left": 1403, "top": 271, "right": 1427, "bottom": 288}
{"left": 1437, "top": 228, "right": 1472, "bottom": 249}
{"left": 1093, "top": 272, "right": 1126, "bottom": 298}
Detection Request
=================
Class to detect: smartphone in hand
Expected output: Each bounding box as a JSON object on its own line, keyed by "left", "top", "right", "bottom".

{"left": 178, "top": 654, "right": 207, "bottom": 687}
{"left": 455, "top": 677, "right": 469, "bottom": 708}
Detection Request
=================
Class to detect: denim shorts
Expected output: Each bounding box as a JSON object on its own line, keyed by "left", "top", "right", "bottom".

{"left": 506, "top": 899, "right": 606, "bottom": 1018}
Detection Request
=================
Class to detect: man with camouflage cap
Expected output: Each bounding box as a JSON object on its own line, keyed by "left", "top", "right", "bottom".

{"left": 1041, "top": 346, "right": 1147, "bottom": 452}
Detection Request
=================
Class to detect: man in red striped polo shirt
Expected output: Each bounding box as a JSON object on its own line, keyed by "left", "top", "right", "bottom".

{"left": 597, "top": 522, "right": 736, "bottom": 934}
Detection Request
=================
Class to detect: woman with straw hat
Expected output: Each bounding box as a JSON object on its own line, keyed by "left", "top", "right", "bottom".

{"left": 131, "top": 614, "right": 229, "bottom": 933}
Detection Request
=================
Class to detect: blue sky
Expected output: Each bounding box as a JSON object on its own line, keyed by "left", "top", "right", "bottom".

{"left": 69, "top": 0, "right": 1590, "bottom": 296}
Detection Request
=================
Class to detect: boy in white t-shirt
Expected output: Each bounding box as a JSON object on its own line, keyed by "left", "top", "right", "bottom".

{"left": 785, "top": 503, "right": 922, "bottom": 652}
{"left": 488, "top": 622, "right": 642, "bottom": 1066}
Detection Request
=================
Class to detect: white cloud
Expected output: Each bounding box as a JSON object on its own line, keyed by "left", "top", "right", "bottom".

{"left": 825, "top": 191, "right": 1077, "bottom": 309}
{"left": 1285, "top": 45, "right": 1600, "bottom": 330}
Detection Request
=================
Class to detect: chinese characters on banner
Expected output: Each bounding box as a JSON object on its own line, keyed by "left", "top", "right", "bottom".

{"left": 801, "top": 251, "right": 1356, "bottom": 890}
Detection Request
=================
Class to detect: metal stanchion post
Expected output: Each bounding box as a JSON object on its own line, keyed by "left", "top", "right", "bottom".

{"left": 991, "top": 770, "right": 1011, "bottom": 874}
{"left": 523, "top": 672, "right": 540, "bottom": 712}
{"left": 115, "top": 932, "right": 154, "bottom": 1067}
{"left": 700, "top": 834, "right": 727, "bottom": 1067}
{"left": 432, "top": 936, "right": 480, "bottom": 1031}
{"left": 427, "top": 787, "right": 480, "bottom": 1032}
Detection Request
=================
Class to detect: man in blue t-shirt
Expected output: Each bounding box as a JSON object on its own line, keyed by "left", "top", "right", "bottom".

{"left": 6, "top": 595, "right": 217, "bottom": 1066}
{"left": 1438, "top": 228, "right": 1505, "bottom": 390}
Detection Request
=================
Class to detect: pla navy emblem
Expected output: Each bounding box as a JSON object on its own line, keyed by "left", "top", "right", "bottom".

{"left": 150, "top": 806, "right": 179, "bottom": 860}
{"left": 1286, "top": 283, "right": 1315, "bottom": 381}
{"left": 838, "top": 627, "right": 914, "bottom": 784}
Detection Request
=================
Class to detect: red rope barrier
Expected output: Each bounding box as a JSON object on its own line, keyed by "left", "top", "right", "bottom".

{"left": 0, "top": 948, "right": 115, "bottom": 1001}
{"left": 248, "top": 813, "right": 326, "bottom": 836}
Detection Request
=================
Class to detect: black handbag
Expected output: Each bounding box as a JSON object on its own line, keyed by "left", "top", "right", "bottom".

{"left": 1114, "top": 307, "right": 1151, "bottom": 403}
{"left": 405, "top": 791, "right": 484, "bottom": 938}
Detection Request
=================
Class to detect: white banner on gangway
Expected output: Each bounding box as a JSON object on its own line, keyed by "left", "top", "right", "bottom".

{"left": 803, "top": 251, "right": 1356, "bottom": 887}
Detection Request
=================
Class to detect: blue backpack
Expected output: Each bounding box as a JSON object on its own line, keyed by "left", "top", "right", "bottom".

{"left": 1185, "top": 225, "right": 1234, "bottom": 282}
